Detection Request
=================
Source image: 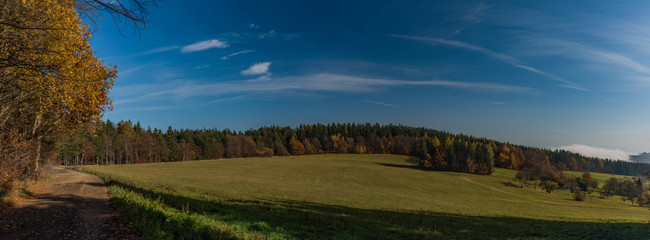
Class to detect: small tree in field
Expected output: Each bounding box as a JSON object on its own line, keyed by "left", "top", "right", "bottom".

{"left": 573, "top": 188, "right": 586, "bottom": 201}
{"left": 541, "top": 181, "right": 558, "bottom": 193}
{"left": 637, "top": 190, "right": 650, "bottom": 207}
{"left": 601, "top": 177, "right": 619, "bottom": 198}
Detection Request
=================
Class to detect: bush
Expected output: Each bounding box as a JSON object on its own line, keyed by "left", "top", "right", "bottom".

{"left": 573, "top": 188, "right": 586, "bottom": 201}
{"left": 637, "top": 190, "right": 650, "bottom": 207}
{"left": 256, "top": 147, "right": 274, "bottom": 157}
{"left": 541, "top": 181, "right": 558, "bottom": 193}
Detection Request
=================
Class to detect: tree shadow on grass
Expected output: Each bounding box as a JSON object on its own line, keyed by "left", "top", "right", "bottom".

{"left": 375, "top": 163, "right": 421, "bottom": 170}
{"left": 101, "top": 179, "right": 650, "bottom": 240}
{"left": 403, "top": 156, "right": 421, "bottom": 165}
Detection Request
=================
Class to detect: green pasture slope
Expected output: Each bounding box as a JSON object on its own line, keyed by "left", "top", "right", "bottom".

{"left": 80, "top": 154, "right": 650, "bottom": 239}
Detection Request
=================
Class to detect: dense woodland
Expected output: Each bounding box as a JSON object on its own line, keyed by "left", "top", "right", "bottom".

{"left": 56, "top": 120, "right": 650, "bottom": 177}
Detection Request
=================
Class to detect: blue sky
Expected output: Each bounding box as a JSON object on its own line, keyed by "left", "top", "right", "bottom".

{"left": 90, "top": 0, "right": 650, "bottom": 160}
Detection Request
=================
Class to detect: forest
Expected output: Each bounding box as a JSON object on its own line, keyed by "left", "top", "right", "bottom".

{"left": 56, "top": 120, "right": 650, "bottom": 176}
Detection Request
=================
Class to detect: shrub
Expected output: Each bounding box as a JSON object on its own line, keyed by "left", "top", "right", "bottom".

{"left": 637, "top": 191, "right": 650, "bottom": 207}
{"left": 573, "top": 188, "right": 586, "bottom": 201}
{"left": 541, "top": 181, "right": 558, "bottom": 193}
{"left": 257, "top": 147, "right": 274, "bottom": 157}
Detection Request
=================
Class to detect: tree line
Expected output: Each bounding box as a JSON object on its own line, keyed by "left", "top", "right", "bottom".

{"left": 56, "top": 120, "right": 650, "bottom": 177}
{"left": 511, "top": 159, "right": 649, "bottom": 208}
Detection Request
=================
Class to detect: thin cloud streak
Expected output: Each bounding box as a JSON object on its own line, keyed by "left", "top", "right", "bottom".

{"left": 209, "top": 95, "right": 249, "bottom": 103}
{"left": 118, "top": 65, "right": 145, "bottom": 77}
{"left": 181, "top": 39, "right": 228, "bottom": 53}
{"left": 531, "top": 38, "right": 650, "bottom": 74}
{"left": 363, "top": 100, "right": 399, "bottom": 108}
{"left": 558, "top": 84, "right": 591, "bottom": 92}
{"left": 221, "top": 49, "right": 255, "bottom": 60}
{"left": 103, "top": 45, "right": 180, "bottom": 59}
{"left": 144, "top": 46, "right": 181, "bottom": 55}
{"left": 139, "top": 73, "right": 533, "bottom": 101}
{"left": 389, "top": 34, "right": 587, "bottom": 91}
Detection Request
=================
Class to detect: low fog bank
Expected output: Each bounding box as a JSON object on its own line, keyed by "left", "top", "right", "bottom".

{"left": 554, "top": 144, "right": 632, "bottom": 161}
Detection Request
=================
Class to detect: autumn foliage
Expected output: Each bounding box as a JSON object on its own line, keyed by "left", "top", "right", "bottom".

{"left": 56, "top": 122, "right": 650, "bottom": 180}
{"left": 0, "top": 0, "right": 115, "bottom": 197}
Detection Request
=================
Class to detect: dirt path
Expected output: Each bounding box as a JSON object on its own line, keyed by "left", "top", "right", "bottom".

{"left": 0, "top": 166, "right": 138, "bottom": 240}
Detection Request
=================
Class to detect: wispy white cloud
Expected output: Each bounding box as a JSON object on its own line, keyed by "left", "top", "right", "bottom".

{"left": 490, "top": 101, "right": 509, "bottom": 105}
{"left": 212, "top": 31, "right": 305, "bottom": 42}
{"left": 221, "top": 49, "right": 255, "bottom": 60}
{"left": 247, "top": 75, "right": 271, "bottom": 82}
{"left": 248, "top": 23, "right": 259, "bottom": 28}
{"left": 258, "top": 30, "right": 276, "bottom": 39}
{"left": 554, "top": 144, "right": 631, "bottom": 161}
{"left": 118, "top": 65, "right": 145, "bottom": 77}
{"left": 144, "top": 46, "right": 181, "bottom": 55}
{"left": 389, "top": 34, "right": 587, "bottom": 91}
{"left": 181, "top": 39, "right": 228, "bottom": 53}
{"left": 558, "top": 84, "right": 591, "bottom": 92}
{"left": 141, "top": 73, "right": 532, "bottom": 100}
{"left": 241, "top": 62, "right": 271, "bottom": 75}
{"left": 457, "top": 3, "right": 489, "bottom": 24}
{"left": 209, "top": 95, "right": 249, "bottom": 103}
{"left": 151, "top": 67, "right": 185, "bottom": 82}
{"left": 103, "top": 45, "right": 180, "bottom": 59}
{"left": 363, "top": 100, "right": 399, "bottom": 108}
{"left": 529, "top": 38, "right": 650, "bottom": 74}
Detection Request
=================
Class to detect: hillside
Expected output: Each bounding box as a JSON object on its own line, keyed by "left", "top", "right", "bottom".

{"left": 61, "top": 122, "right": 650, "bottom": 177}
{"left": 81, "top": 154, "right": 650, "bottom": 239}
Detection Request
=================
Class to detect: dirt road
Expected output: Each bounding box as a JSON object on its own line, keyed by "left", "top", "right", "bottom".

{"left": 0, "top": 166, "right": 137, "bottom": 240}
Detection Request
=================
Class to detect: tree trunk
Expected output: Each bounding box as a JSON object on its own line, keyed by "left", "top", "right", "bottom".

{"left": 31, "top": 111, "right": 42, "bottom": 175}
{"left": 104, "top": 135, "right": 109, "bottom": 165}
{"left": 34, "top": 136, "right": 41, "bottom": 174}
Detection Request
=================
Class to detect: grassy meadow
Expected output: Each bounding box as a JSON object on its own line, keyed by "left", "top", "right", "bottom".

{"left": 80, "top": 154, "right": 650, "bottom": 239}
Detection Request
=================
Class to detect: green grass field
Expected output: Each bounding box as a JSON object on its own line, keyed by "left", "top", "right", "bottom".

{"left": 80, "top": 154, "right": 650, "bottom": 239}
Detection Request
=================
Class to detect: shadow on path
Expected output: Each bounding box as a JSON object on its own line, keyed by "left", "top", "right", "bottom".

{"left": 0, "top": 167, "right": 138, "bottom": 240}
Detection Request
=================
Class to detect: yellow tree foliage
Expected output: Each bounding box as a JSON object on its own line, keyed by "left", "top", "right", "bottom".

{"left": 289, "top": 136, "right": 305, "bottom": 155}
{"left": 331, "top": 134, "right": 347, "bottom": 153}
{"left": 302, "top": 138, "right": 317, "bottom": 154}
{"left": 431, "top": 136, "right": 441, "bottom": 147}
{"left": 354, "top": 144, "right": 366, "bottom": 154}
{"left": 1, "top": 0, "right": 116, "bottom": 134}
{"left": 0, "top": 0, "right": 116, "bottom": 178}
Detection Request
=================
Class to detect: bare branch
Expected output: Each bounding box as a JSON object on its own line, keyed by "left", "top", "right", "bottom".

{"left": 75, "top": 0, "right": 161, "bottom": 37}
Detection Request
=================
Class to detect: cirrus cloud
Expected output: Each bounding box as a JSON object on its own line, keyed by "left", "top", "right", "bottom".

{"left": 181, "top": 39, "right": 228, "bottom": 53}
{"left": 221, "top": 49, "right": 255, "bottom": 60}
